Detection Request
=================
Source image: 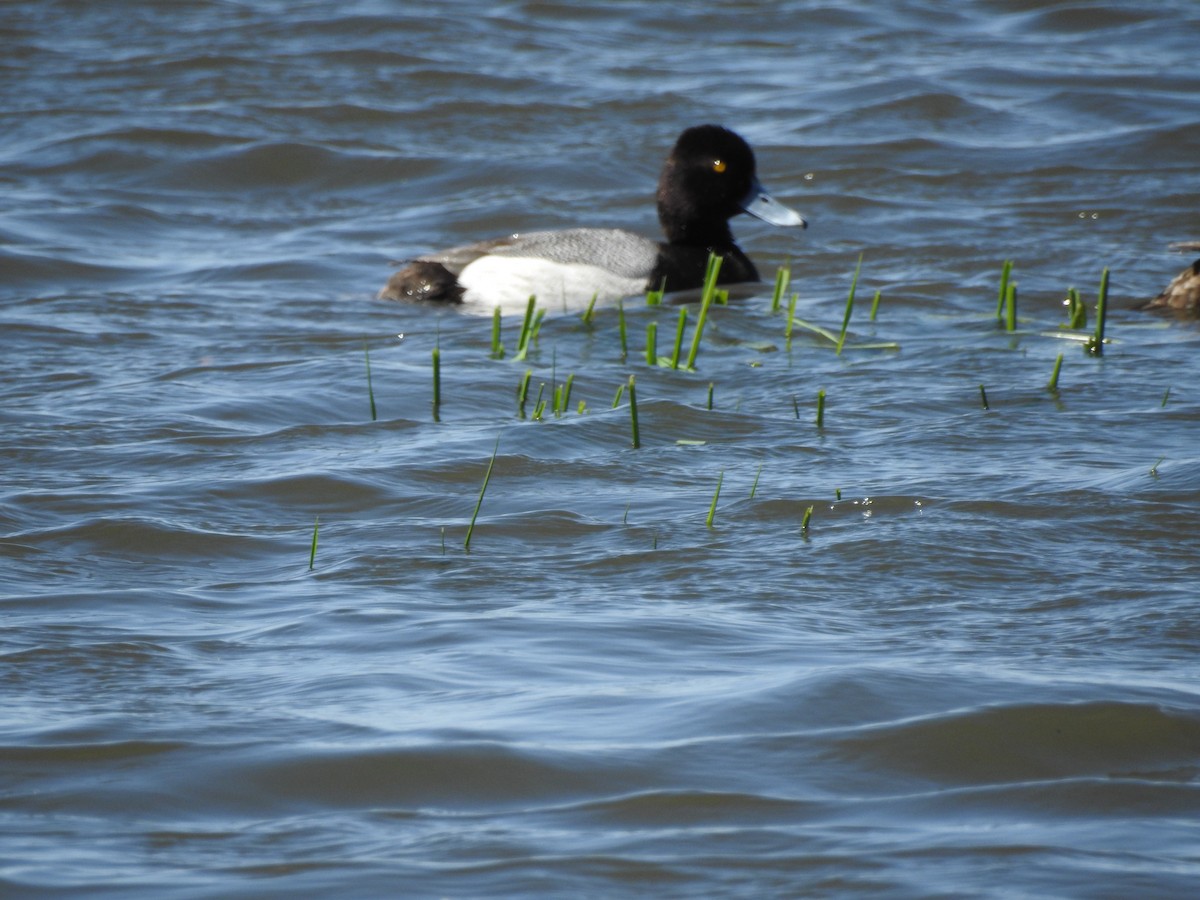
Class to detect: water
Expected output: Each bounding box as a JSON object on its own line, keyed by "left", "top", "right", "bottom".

{"left": 3, "top": 1, "right": 1200, "bottom": 896}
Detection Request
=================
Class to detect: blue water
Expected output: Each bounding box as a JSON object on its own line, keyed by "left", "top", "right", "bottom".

{"left": 3, "top": 1, "right": 1200, "bottom": 896}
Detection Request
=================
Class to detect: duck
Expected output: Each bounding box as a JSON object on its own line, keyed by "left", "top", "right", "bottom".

{"left": 1142, "top": 242, "right": 1200, "bottom": 313}
{"left": 378, "top": 125, "right": 806, "bottom": 315}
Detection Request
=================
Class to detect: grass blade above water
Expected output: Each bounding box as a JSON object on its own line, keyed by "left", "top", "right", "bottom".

{"left": 464, "top": 438, "right": 500, "bottom": 552}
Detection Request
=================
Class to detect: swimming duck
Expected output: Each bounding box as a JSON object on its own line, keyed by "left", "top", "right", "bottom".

{"left": 379, "top": 125, "right": 806, "bottom": 314}
{"left": 1142, "top": 242, "right": 1200, "bottom": 312}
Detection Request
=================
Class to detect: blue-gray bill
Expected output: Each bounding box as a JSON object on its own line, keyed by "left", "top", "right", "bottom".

{"left": 741, "top": 178, "right": 807, "bottom": 228}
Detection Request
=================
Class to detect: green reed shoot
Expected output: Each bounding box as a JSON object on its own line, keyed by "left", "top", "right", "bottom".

{"left": 363, "top": 340, "right": 377, "bottom": 421}
{"left": 532, "top": 382, "right": 547, "bottom": 421}
{"left": 646, "top": 277, "right": 666, "bottom": 306}
{"left": 1005, "top": 281, "right": 1018, "bottom": 333}
{"left": 815, "top": 389, "right": 826, "bottom": 428}
{"left": 770, "top": 261, "right": 791, "bottom": 313}
{"left": 529, "top": 309, "right": 546, "bottom": 348}
{"left": 706, "top": 470, "right": 724, "bottom": 528}
{"left": 979, "top": 384, "right": 990, "bottom": 409}
{"left": 1086, "top": 267, "right": 1109, "bottom": 356}
{"left": 562, "top": 373, "right": 574, "bottom": 415}
{"left": 996, "top": 259, "right": 1014, "bottom": 319}
{"left": 623, "top": 501, "right": 630, "bottom": 525}
{"left": 491, "top": 307, "right": 504, "bottom": 359}
{"left": 707, "top": 382, "right": 714, "bottom": 411}
{"left": 440, "top": 526, "right": 446, "bottom": 555}
{"left": 431, "top": 340, "right": 441, "bottom": 422}
{"left": 516, "top": 369, "right": 532, "bottom": 418}
{"left": 835, "top": 488, "right": 842, "bottom": 500}
{"left": 869, "top": 289, "right": 882, "bottom": 322}
{"left": 685, "top": 254, "right": 723, "bottom": 370}
{"left": 785, "top": 291, "right": 799, "bottom": 346}
{"left": 618, "top": 300, "right": 628, "bottom": 360}
{"left": 627, "top": 375, "right": 641, "bottom": 448}
{"left": 1064, "top": 288, "right": 1086, "bottom": 329}
{"left": 308, "top": 515, "right": 319, "bottom": 570}
{"left": 464, "top": 437, "right": 499, "bottom": 552}
{"left": 801, "top": 504, "right": 813, "bottom": 534}
{"left": 1150, "top": 456, "right": 1164, "bottom": 477}
{"left": 514, "top": 296, "right": 536, "bottom": 361}
{"left": 645, "top": 321, "right": 658, "bottom": 366}
{"left": 1047, "top": 352, "right": 1064, "bottom": 393}
{"left": 836, "top": 253, "right": 863, "bottom": 355}
{"left": 581, "top": 292, "right": 599, "bottom": 326}
{"left": 792, "top": 395, "right": 800, "bottom": 419}
{"left": 612, "top": 383, "right": 625, "bottom": 407}
{"left": 554, "top": 373, "right": 575, "bottom": 417}
{"left": 1162, "top": 386, "right": 1171, "bottom": 408}
{"left": 670, "top": 307, "right": 687, "bottom": 369}
{"left": 749, "top": 462, "right": 763, "bottom": 499}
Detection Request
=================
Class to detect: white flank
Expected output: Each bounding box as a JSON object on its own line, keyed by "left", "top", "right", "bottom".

{"left": 456, "top": 255, "right": 647, "bottom": 316}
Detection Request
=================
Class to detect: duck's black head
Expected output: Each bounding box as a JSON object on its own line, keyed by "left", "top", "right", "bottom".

{"left": 655, "top": 124, "right": 805, "bottom": 248}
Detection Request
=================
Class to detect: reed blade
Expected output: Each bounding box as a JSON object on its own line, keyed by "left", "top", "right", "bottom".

{"left": 706, "top": 470, "right": 723, "bottom": 528}
{"left": 836, "top": 253, "right": 862, "bottom": 355}
{"left": 685, "top": 253, "right": 723, "bottom": 370}
{"left": 628, "top": 375, "right": 640, "bottom": 448}
{"left": 996, "top": 259, "right": 1013, "bottom": 319}
{"left": 464, "top": 438, "right": 500, "bottom": 552}
{"left": 1047, "top": 352, "right": 1064, "bottom": 392}
{"left": 308, "top": 515, "right": 319, "bottom": 570}
{"left": 770, "top": 262, "right": 791, "bottom": 313}
{"left": 363, "top": 339, "right": 377, "bottom": 421}
{"left": 431, "top": 341, "right": 441, "bottom": 422}
{"left": 1087, "top": 267, "right": 1109, "bottom": 356}
{"left": 670, "top": 306, "right": 687, "bottom": 369}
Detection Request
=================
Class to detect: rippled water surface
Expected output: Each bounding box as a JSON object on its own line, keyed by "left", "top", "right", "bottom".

{"left": 4, "top": 1, "right": 1200, "bottom": 896}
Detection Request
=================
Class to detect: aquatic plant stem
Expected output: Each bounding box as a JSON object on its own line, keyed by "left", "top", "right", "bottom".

{"left": 581, "top": 292, "right": 599, "bottom": 325}
{"left": 836, "top": 253, "right": 862, "bottom": 355}
{"left": 491, "top": 307, "right": 504, "bottom": 358}
{"left": 1088, "top": 267, "right": 1109, "bottom": 356}
{"left": 308, "top": 515, "right": 319, "bottom": 570}
{"left": 670, "top": 306, "right": 687, "bottom": 369}
{"left": 785, "top": 292, "right": 798, "bottom": 346}
{"left": 618, "top": 300, "right": 628, "bottom": 361}
{"left": 464, "top": 437, "right": 500, "bottom": 552}
{"left": 770, "top": 262, "right": 790, "bottom": 313}
{"left": 685, "top": 254, "right": 723, "bottom": 370}
{"left": 514, "top": 296, "right": 536, "bottom": 361}
{"left": 363, "top": 339, "right": 377, "bottom": 422}
{"left": 431, "top": 338, "right": 441, "bottom": 422}
{"left": 628, "top": 375, "right": 640, "bottom": 449}
{"left": 706, "top": 470, "right": 723, "bottom": 528}
{"left": 1047, "top": 353, "right": 1064, "bottom": 392}
{"left": 517, "top": 369, "right": 532, "bottom": 418}
{"left": 996, "top": 259, "right": 1013, "bottom": 319}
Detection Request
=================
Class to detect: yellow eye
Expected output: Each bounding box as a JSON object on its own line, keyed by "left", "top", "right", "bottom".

{"left": 712, "top": 159, "right": 726, "bottom": 173}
